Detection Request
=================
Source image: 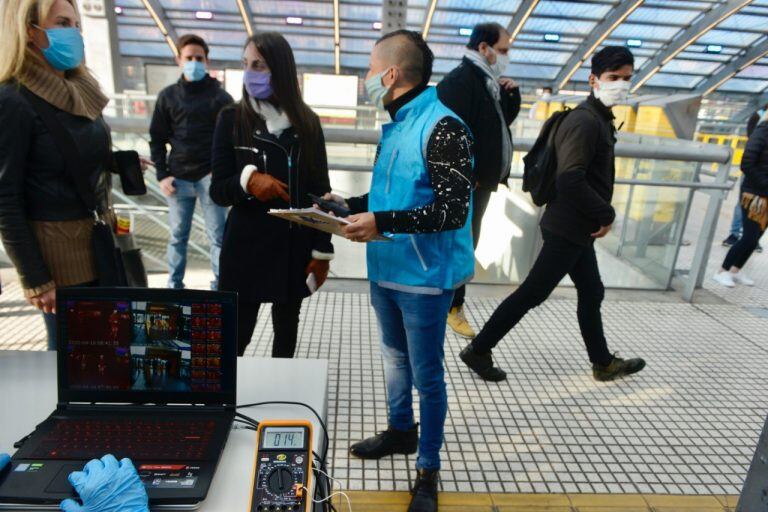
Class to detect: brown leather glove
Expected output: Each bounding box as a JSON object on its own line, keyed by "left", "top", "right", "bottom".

{"left": 247, "top": 172, "right": 290, "bottom": 202}
{"left": 305, "top": 259, "right": 330, "bottom": 288}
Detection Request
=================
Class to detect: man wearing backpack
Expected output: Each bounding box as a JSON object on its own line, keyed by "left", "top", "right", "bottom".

{"left": 459, "top": 46, "right": 646, "bottom": 383}
{"left": 437, "top": 22, "right": 521, "bottom": 339}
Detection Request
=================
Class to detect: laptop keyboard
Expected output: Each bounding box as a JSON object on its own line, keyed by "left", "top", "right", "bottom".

{"left": 31, "top": 418, "right": 217, "bottom": 461}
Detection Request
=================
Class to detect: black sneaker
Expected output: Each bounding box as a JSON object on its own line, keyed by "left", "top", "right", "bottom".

{"left": 459, "top": 344, "right": 507, "bottom": 382}
{"left": 722, "top": 234, "right": 739, "bottom": 247}
{"left": 350, "top": 424, "right": 418, "bottom": 459}
{"left": 408, "top": 469, "right": 438, "bottom": 512}
{"left": 593, "top": 354, "right": 646, "bottom": 382}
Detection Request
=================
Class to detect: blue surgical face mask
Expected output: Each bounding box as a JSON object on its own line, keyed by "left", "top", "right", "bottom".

{"left": 365, "top": 69, "right": 391, "bottom": 110}
{"left": 34, "top": 25, "right": 84, "bottom": 72}
{"left": 183, "top": 60, "right": 207, "bottom": 82}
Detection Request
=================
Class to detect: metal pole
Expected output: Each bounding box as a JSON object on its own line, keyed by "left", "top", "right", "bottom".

{"left": 666, "top": 162, "right": 701, "bottom": 290}
{"left": 682, "top": 160, "right": 731, "bottom": 301}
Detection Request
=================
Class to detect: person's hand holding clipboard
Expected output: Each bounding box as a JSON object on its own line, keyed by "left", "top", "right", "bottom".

{"left": 314, "top": 194, "right": 381, "bottom": 243}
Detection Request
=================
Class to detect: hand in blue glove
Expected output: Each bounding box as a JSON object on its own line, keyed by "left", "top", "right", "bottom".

{"left": 0, "top": 453, "right": 10, "bottom": 472}
{"left": 60, "top": 454, "right": 149, "bottom": 512}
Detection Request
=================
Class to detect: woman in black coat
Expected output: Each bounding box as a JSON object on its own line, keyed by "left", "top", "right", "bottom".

{"left": 714, "top": 117, "right": 768, "bottom": 288}
{"left": 210, "top": 32, "right": 334, "bottom": 357}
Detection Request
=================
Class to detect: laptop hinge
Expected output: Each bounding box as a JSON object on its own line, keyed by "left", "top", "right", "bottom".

{"left": 59, "top": 403, "right": 234, "bottom": 413}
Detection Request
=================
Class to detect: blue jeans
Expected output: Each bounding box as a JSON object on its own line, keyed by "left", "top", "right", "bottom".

{"left": 730, "top": 179, "right": 744, "bottom": 238}
{"left": 369, "top": 282, "right": 454, "bottom": 471}
{"left": 166, "top": 175, "right": 226, "bottom": 290}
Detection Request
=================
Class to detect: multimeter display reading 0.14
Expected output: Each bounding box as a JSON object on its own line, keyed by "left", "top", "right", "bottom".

{"left": 262, "top": 428, "right": 305, "bottom": 450}
{"left": 249, "top": 421, "right": 313, "bottom": 512}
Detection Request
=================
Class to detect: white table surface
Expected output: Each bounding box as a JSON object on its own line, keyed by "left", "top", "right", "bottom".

{"left": 0, "top": 351, "right": 328, "bottom": 511}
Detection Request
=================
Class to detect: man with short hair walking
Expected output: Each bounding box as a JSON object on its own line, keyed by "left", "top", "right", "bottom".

{"left": 460, "top": 46, "right": 646, "bottom": 383}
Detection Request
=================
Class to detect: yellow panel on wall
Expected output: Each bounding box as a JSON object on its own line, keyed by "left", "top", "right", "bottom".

{"left": 635, "top": 106, "right": 677, "bottom": 138}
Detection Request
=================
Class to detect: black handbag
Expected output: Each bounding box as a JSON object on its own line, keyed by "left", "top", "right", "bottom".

{"left": 20, "top": 87, "right": 145, "bottom": 287}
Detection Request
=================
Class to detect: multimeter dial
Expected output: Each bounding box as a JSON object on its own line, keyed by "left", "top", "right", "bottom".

{"left": 267, "top": 467, "right": 295, "bottom": 494}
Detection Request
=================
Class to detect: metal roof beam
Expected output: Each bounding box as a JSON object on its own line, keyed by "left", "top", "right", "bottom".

{"left": 553, "top": 0, "right": 644, "bottom": 90}
{"left": 507, "top": 0, "right": 540, "bottom": 44}
{"left": 631, "top": 0, "right": 753, "bottom": 92}
{"left": 422, "top": 0, "right": 438, "bottom": 39}
{"left": 138, "top": 0, "right": 179, "bottom": 57}
{"left": 695, "top": 37, "right": 768, "bottom": 96}
{"left": 234, "top": 0, "right": 255, "bottom": 37}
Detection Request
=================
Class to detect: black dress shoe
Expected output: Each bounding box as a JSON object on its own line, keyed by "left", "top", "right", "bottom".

{"left": 459, "top": 344, "right": 507, "bottom": 382}
{"left": 408, "top": 469, "right": 438, "bottom": 512}
{"left": 349, "top": 424, "right": 418, "bottom": 459}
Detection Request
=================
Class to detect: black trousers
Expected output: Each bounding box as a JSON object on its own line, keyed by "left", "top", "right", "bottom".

{"left": 451, "top": 188, "right": 493, "bottom": 309}
{"left": 472, "top": 229, "right": 613, "bottom": 366}
{"left": 237, "top": 297, "right": 303, "bottom": 357}
{"left": 723, "top": 205, "right": 766, "bottom": 270}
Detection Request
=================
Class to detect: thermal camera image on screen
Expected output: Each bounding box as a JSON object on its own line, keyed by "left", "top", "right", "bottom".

{"left": 64, "top": 300, "right": 225, "bottom": 393}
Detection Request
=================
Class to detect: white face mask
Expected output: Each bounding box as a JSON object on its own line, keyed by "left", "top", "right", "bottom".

{"left": 594, "top": 79, "right": 630, "bottom": 107}
{"left": 489, "top": 48, "right": 508, "bottom": 80}
{"left": 541, "top": 92, "right": 552, "bottom": 100}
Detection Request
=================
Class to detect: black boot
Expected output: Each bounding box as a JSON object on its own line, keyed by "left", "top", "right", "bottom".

{"left": 408, "top": 469, "right": 438, "bottom": 512}
{"left": 593, "top": 354, "right": 646, "bottom": 382}
{"left": 349, "top": 424, "right": 418, "bottom": 459}
{"left": 460, "top": 343, "right": 507, "bottom": 382}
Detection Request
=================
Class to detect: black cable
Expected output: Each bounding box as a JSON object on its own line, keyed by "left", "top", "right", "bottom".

{"left": 235, "top": 412, "right": 259, "bottom": 428}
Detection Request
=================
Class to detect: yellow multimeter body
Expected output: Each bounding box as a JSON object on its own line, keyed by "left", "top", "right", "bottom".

{"left": 248, "top": 420, "right": 314, "bottom": 512}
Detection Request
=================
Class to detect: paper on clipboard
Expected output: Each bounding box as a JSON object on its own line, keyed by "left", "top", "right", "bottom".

{"left": 268, "top": 208, "right": 392, "bottom": 241}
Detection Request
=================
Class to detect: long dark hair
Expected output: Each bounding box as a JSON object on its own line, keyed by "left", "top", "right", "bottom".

{"left": 236, "top": 32, "right": 321, "bottom": 170}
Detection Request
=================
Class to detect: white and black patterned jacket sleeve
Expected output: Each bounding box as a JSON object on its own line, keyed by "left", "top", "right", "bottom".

{"left": 373, "top": 117, "right": 473, "bottom": 234}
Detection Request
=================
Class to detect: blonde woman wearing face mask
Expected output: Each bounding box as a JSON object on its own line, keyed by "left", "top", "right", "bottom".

{"left": 0, "top": 0, "right": 116, "bottom": 349}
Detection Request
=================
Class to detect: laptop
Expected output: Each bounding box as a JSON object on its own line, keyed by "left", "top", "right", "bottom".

{"left": 0, "top": 287, "right": 238, "bottom": 510}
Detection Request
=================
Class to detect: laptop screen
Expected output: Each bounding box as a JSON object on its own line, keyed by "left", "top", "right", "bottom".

{"left": 57, "top": 288, "right": 237, "bottom": 406}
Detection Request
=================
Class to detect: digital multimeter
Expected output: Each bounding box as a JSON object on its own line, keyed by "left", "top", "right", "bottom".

{"left": 248, "top": 420, "right": 313, "bottom": 512}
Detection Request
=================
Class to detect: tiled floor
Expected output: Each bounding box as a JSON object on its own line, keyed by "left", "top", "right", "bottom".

{"left": 236, "top": 290, "right": 767, "bottom": 498}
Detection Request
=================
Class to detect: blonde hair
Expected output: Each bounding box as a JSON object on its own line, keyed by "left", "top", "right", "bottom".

{"left": 0, "top": 0, "right": 83, "bottom": 83}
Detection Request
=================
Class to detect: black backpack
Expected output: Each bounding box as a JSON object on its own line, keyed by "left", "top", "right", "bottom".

{"left": 522, "top": 108, "right": 573, "bottom": 206}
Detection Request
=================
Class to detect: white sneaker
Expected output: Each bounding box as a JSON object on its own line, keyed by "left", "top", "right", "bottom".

{"left": 713, "top": 272, "right": 736, "bottom": 288}
{"left": 732, "top": 271, "right": 755, "bottom": 286}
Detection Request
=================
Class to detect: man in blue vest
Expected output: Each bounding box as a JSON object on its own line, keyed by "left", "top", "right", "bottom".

{"left": 324, "top": 30, "right": 474, "bottom": 512}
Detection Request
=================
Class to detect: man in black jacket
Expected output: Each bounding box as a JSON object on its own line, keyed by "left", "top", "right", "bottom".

{"left": 150, "top": 34, "right": 233, "bottom": 290}
{"left": 460, "top": 46, "right": 646, "bottom": 383}
{"left": 437, "top": 22, "right": 521, "bottom": 338}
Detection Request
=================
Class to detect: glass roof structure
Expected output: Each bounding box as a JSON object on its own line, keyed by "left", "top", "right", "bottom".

{"left": 113, "top": 0, "right": 768, "bottom": 97}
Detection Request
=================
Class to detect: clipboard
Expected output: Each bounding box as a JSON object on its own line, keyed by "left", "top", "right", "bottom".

{"left": 268, "top": 208, "right": 392, "bottom": 241}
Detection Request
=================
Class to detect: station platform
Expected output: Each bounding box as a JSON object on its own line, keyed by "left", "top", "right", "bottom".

{"left": 0, "top": 190, "right": 765, "bottom": 512}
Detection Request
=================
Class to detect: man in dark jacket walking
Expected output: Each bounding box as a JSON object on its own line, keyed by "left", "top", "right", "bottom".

{"left": 437, "top": 22, "right": 521, "bottom": 338}
{"left": 460, "top": 46, "right": 646, "bottom": 383}
{"left": 150, "top": 34, "right": 233, "bottom": 290}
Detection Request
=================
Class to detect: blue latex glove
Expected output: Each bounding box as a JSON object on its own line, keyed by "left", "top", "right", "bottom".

{"left": 0, "top": 453, "right": 10, "bottom": 472}
{"left": 60, "top": 455, "right": 149, "bottom": 512}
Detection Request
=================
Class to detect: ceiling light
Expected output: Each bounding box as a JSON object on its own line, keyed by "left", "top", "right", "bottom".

{"left": 286, "top": 16, "right": 303, "bottom": 25}
{"left": 543, "top": 33, "right": 560, "bottom": 43}
{"left": 706, "top": 44, "right": 723, "bottom": 54}
{"left": 195, "top": 10, "right": 213, "bottom": 20}
{"left": 459, "top": 27, "right": 472, "bottom": 37}
{"left": 114, "top": 6, "right": 123, "bottom": 14}
{"left": 627, "top": 39, "right": 642, "bottom": 48}
{"left": 372, "top": 21, "right": 382, "bottom": 30}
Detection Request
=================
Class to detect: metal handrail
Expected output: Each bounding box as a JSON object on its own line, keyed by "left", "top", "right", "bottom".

{"left": 105, "top": 117, "right": 733, "bottom": 165}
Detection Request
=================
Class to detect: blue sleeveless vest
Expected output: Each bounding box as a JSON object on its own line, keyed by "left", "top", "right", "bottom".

{"left": 367, "top": 87, "right": 474, "bottom": 295}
